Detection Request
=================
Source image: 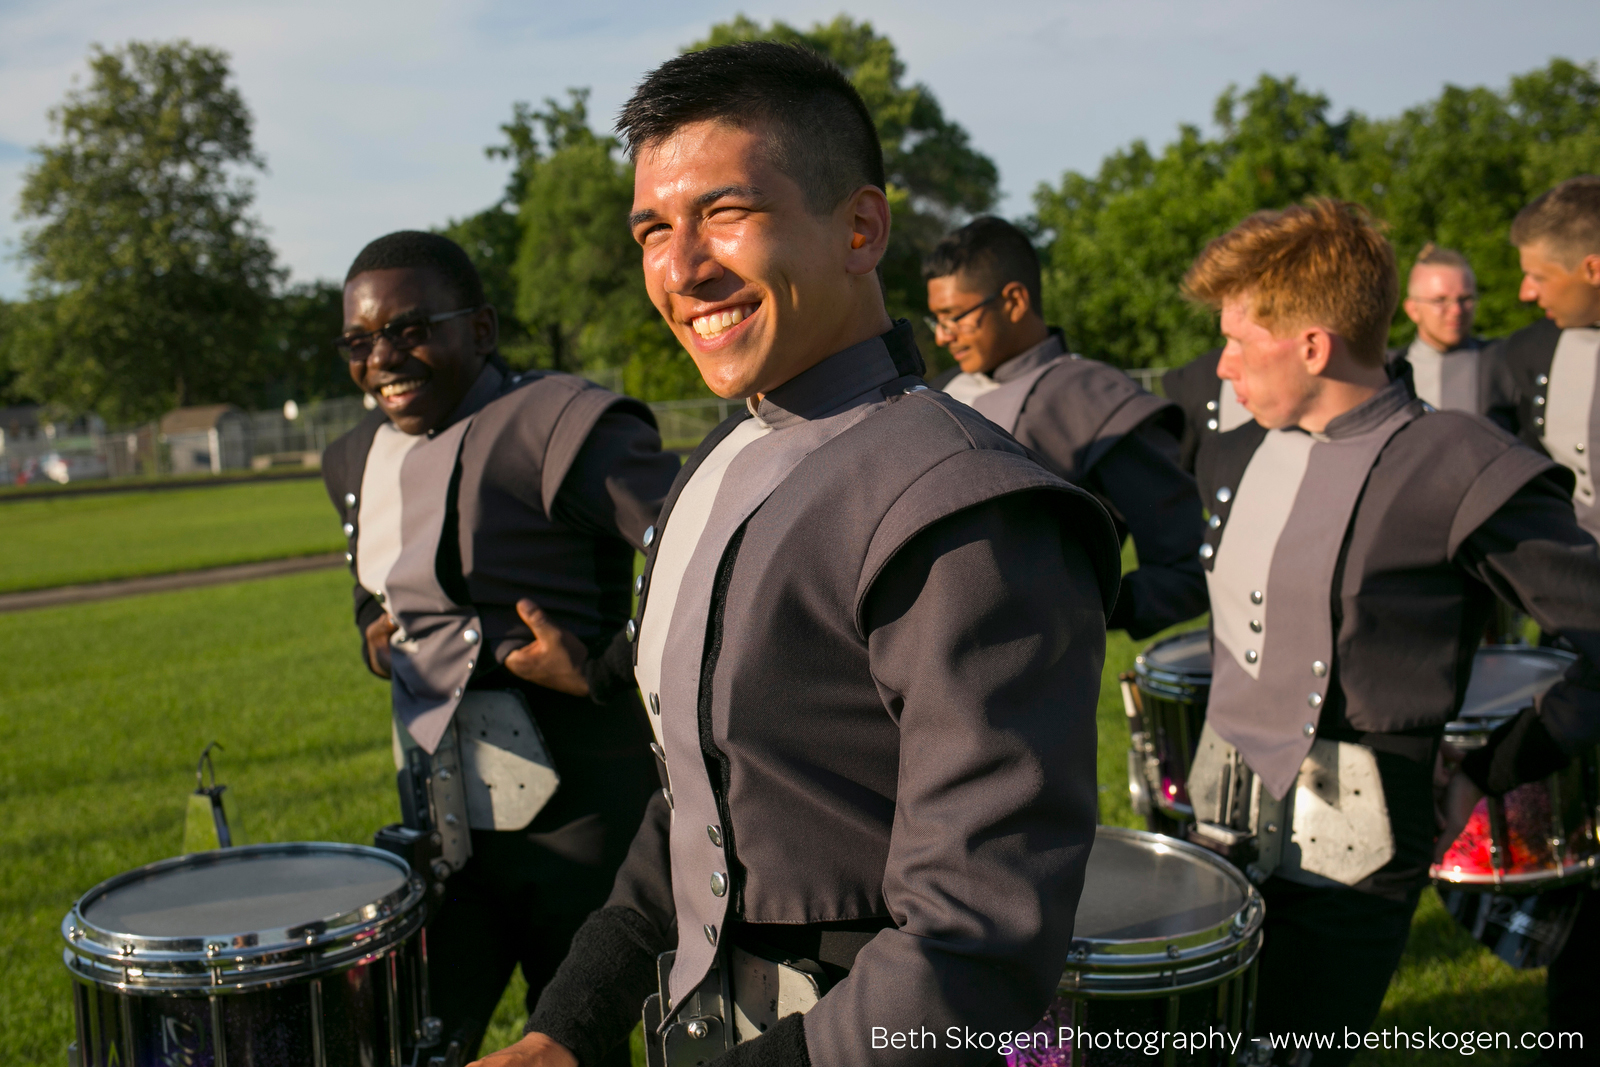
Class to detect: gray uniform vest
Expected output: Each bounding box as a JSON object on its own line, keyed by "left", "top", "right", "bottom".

{"left": 1205, "top": 383, "right": 1420, "bottom": 800}
{"left": 630, "top": 334, "right": 1120, "bottom": 1020}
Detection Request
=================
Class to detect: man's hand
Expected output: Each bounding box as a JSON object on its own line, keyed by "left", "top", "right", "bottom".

{"left": 468, "top": 1032, "right": 578, "bottom": 1067}
{"left": 504, "top": 599, "right": 590, "bottom": 697}
{"left": 365, "top": 614, "right": 398, "bottom": 679}
{"left": 1435, "top": 769, "right": 1484, "bottom": 862}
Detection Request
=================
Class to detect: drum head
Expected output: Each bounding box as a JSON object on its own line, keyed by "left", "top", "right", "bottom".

{"left": 82, "top": 848, "right": 407, "bottom": 938}
{"left": 1075, "top": 831, "right": 1243, "bottom": 942}
{"left": 1456, "top": 646, "right": 1575, "bottom": 727}
{"left": 1137, "top": 630, "right": 1211, "bottom": 680}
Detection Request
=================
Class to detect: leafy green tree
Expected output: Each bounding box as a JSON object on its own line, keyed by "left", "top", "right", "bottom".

{"left": 688, "top": 15, "right": 1000, "bottom": 368}
{"left": 1035, "top": 60, "right": 1600, "bottom": 370}
{"left": 11, "top": 41, "right": 280, "bottom": 421}
{"left": 253, "top": 280, "right": 353, "bottom": 406}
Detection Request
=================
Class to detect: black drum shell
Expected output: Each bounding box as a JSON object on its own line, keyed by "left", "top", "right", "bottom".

{"left": 1132, "top": 631, "right": 1211, "bottom": 825}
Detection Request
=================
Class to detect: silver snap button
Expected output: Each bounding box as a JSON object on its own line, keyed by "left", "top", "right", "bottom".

{"left": 344, "top": 492, "right": 357, "bottom": 507}
{"left": 649, "top": 692, "right": 660, "bottom": 716}
{"left": 1206, "top": 400, "right": 1218, "bottom": 412}
{"left": 1206, "top": 418, "right": 1219, "bottom": 431}
{"left": 463, "top": 629, "right": 479, "bottom": 645}
{"left": 1198, "top": 543, "right": 1215, "bottom": 560}
{"left": 1578, "top": 443, "right": 1587, "bottom": 455}
{"left": 626, "top": 619, "right": 637, "bottom": 641}
{"left": 1303, "top": 722, "right": 1316, "bottom": 737}
{"left": 1250, "top": 590, "right": 1263, "bottom": 605}
{"left": 643, "top": 525, "right": 656, "bottom": 548}
{"left": 703, "top": 924, "right": 717, "bottom": 945}
{"left": 1535, "top": 395, "right": 1546, "bottom": 406}
{"left": 1216, "top": 487, "right": 1233, "bottom": 503}
{"left": 707, "top": 824, "right": 722, "bottom": 847}
{"left": 1245, "top": 649, "right": 1258, "bottom": 664}
{"left": 1312, "top": 660, "right": 1327, "bottom": 677}
{"left": 1208, "top": 515, "right": 1222, "bottom": 529}
{"left": 1537, "top": 374, "right": 1549, "bottom": 386}
{"left": 1307, "top": 693, "right": 1323, "bottom": 709}
{"left": 342, "top": 522, "right": 355, "bottom": 536}
{"left": 634, "top": 574, "right": 644, "bottom": 595}
{"left": 1249, "top": 619, "right": 1262, "bottom": 633}
{"left": 710, "top": 871, "right": 727, "bottom": 897}
{"left": 453, "top": 688, "right": 462, "bottom": 698}
{"left": 1536, "top": 417, "right": 1545, "bottom": 427}
{"left": 344, "top": 552, "right": 354, "bottom": 563}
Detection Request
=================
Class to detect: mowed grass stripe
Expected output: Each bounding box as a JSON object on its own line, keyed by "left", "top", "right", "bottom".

{"left": 0, "top": 478, "right": 344, "bottom": 593}
{"left": 0, "top": 549, "right": 1553, "bottom": 1065}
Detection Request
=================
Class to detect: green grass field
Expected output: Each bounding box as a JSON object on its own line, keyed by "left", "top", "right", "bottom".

{"left": 0, "top": 478, "right": 344, "bottom": 593}
{"left": 0, "top": 563, "right": 1554, "bottom": 1066}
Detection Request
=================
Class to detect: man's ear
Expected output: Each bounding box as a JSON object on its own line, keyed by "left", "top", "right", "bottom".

{"left": 1001, "top": 280, "right": 1034, "bottom": 324}
{"left": 1581, "top": 253, "right": 1600, "bottom": 288}
{"left": 843, "top": 185, "right": 892, "bottom": 276}
{"left": 474, "top": 305, "right": 499, "bottom": 355}
{"left": 1301, "top": 326, "right": 1335, "bottom": 377}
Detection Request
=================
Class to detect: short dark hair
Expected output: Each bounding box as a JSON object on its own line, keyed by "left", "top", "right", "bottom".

{"left": 922, "top": 217, "right": 1043, "bottom": 315}
{"left": 617, "top": 42, "right": 885, "bottom": 214}
{"left": 1510, "top": 176, "right": 1600, "bottom": 266}
{"left": 345, "top": 231, "right": 486, "bottom": 308}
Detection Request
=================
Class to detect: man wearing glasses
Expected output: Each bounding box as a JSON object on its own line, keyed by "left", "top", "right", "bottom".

{"left": 1389, "top": 243, "right": 1492, "bottom": 414}
{"left": 321, "top": 230, "right": 679, "bottom": 1063}
{"left": 923, "top": 216, "right": 1208, "bottom": 639}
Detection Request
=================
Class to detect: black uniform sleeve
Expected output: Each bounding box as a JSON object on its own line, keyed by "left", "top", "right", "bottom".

{"left": 1454, "top": 471, "right": 1600, "bottom": 792}
{"left": 796, "top": 491, "right": 1104, "bottom": 1066}
{"left": 525, "top": 789, "right": 675, "bottom": 1064}
{"left": 549, "top": 407, "right": 681, "bottom": 551}
{"left": 1085, "top": 421, "right": 1209, "bottom": 638}
{"left": 582, "top": 628, "right": 642, "bottom": 707}
{"left": 1481, "top": 338, "right": 1522, "bottom": 438}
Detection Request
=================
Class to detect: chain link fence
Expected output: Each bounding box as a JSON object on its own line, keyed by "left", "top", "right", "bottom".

{"left": 0, "top": 364, "right": 1172, "bottom": 486}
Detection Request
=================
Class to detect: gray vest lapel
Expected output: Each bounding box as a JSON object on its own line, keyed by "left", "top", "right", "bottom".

{"left": 1206, "top": 403, "right": 1419, "bottom": 799}
{"left": 1542, "top": 327, "right": 1600, "bottom": 540}
{"left": 970, "top": 356, "right": 1066, "bottom": 433}
{"left": 384, "top": 417, "right": 483, "bottom": 754}
{"left": 652, "top": 398, "right": 887, "bottom": 1016}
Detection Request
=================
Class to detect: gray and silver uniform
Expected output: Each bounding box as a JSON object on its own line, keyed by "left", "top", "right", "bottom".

{"left": 526, "top": 323, "right": 1122, "bottom": 1067}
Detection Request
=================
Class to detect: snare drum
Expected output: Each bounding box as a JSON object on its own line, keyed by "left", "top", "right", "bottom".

{"left": 1009, "top": 827, "right": 1264, "bottom": 1067}
{"left": 1432, "top": 646, "right": 1600, "bottom": 889}
{"left": 64, "top": 842, "right": 435, "bottom": 1067}
{"left": 1129, "top": 631, "right": 1211, "bottom": 833}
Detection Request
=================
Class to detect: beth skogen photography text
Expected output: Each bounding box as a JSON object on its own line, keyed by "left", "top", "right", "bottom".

{"left": 1, "top": 2, "right": 1598, "bottom": 1067}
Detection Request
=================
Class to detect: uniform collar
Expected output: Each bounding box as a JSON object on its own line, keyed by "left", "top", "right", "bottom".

{"left": 748, "top": 324, "right": 912, "bottom": 430}
{"left": 991, "top": 329, "right": 1067, "bottom": 384}
{"left": 1316, "top": 377, "right": 1414, "bottom": 441}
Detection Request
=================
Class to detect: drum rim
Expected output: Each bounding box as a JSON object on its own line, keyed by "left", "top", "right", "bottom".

{"left": 1431, "top": 851, "right": 1600, "bottom": 892}
{"left": 1066, "top": 827, "right": 1264, "bottom": 978}
{"left": 1134, "top": 630, "right": 1211, "bottom": 696}
{"left": 61, "top": 841, "right": 425, "bottom": 993}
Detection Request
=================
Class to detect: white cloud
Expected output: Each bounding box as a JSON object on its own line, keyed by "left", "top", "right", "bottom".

{"left": 0, "top": 0, "right": 1594, "bottom": 299}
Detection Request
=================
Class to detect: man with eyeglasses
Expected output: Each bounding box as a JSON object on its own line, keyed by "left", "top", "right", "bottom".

{"left": 1388, "top": 243, "right": 1492, "bottom": 414}
{"left": 923, "top": 216, "right": 1208, "bottom": 639}
{"left": 321, "top": 230, "right": 679, "bottom": 1063}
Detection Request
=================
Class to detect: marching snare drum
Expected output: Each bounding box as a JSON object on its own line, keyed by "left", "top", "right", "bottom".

{"left": 1009, "top": 827, "right": 1264, "bottom": 1067}
{"left": 1432, "top": 646, "right": 1599, "bottom": 889}
{"left": 1128, "top": 631, "right": 1211, "bottom": 834}
{"left": 64, "top": 842, "right": 435, "bottom": 1067}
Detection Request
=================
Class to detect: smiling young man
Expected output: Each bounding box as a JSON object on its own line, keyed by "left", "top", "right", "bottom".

{"left": 922, "top": 217, "right": 1208, "bottom": 639}
{"left": 1183, "top": 199, "right": 1600, "bottom": 1064}
{"left": 1389, "top": 243, "right": 1494, "bottom": 415}
{"left": 472, "top": 43, "right": 1120, "bottom": 1067}
{"left": 321, "top": 231, "right": 679, "bottom": 1062}
{"left": 1485, "top": 176, "right": 1600, "bottom": 543}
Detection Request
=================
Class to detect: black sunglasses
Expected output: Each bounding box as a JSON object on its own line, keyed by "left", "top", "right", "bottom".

{"left": 923, "top": 292, "right": 1001, "bottom": 335}
{"left": 334, "top": 307, "right": 480, "bottom": 361}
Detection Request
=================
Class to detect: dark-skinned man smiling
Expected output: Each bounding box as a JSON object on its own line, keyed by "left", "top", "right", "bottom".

{"left": 322, "top": 231, "right": 679, "bottom": 1063}
{"left": 471, "top": 43, "right": 1121, "bottom": 1067}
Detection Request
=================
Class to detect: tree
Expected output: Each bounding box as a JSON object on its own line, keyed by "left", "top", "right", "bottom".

{"left": 1034, "top": 60, "right": 1600, "bottom": 370}
{"left": 253, "top": 280, "right": 352, "bottom": 407}
{"left": 688, "top": 16, "right": 1000, "bottom": 370}
{"left": 11, "top": 41, "right": 280, "bottom": 421}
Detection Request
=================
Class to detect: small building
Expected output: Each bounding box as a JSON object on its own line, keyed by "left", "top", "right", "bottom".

{"left": 160, "top": 405, "right": 251, "bottom": 474}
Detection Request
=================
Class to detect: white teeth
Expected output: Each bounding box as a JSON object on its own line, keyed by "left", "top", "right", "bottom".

{"left": 692, "top": 305, "right": 752, "bottom": 338}
{"left": 379, "top": 379, "right": 423, "bottom": 398}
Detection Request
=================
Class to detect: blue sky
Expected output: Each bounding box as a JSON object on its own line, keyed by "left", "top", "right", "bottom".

{"left": 0, "top": 0, "right": 1594, "bottom": 299}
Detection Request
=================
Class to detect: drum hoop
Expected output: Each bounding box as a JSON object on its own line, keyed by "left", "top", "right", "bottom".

{"left": 1431, "top": 853, "right": 1600, "bottom": 893}
{"left": 1066, "top": 827, "right": 1264, "bottom": 974}
{"left": 61, "top": 842, "right": 426, "bottom": 992}
{"left": 1133, "top": 633, "right": 1211, "bottom": 699}
{"left": 1058, "top": 929, "right": 1262, "bottom": 998}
